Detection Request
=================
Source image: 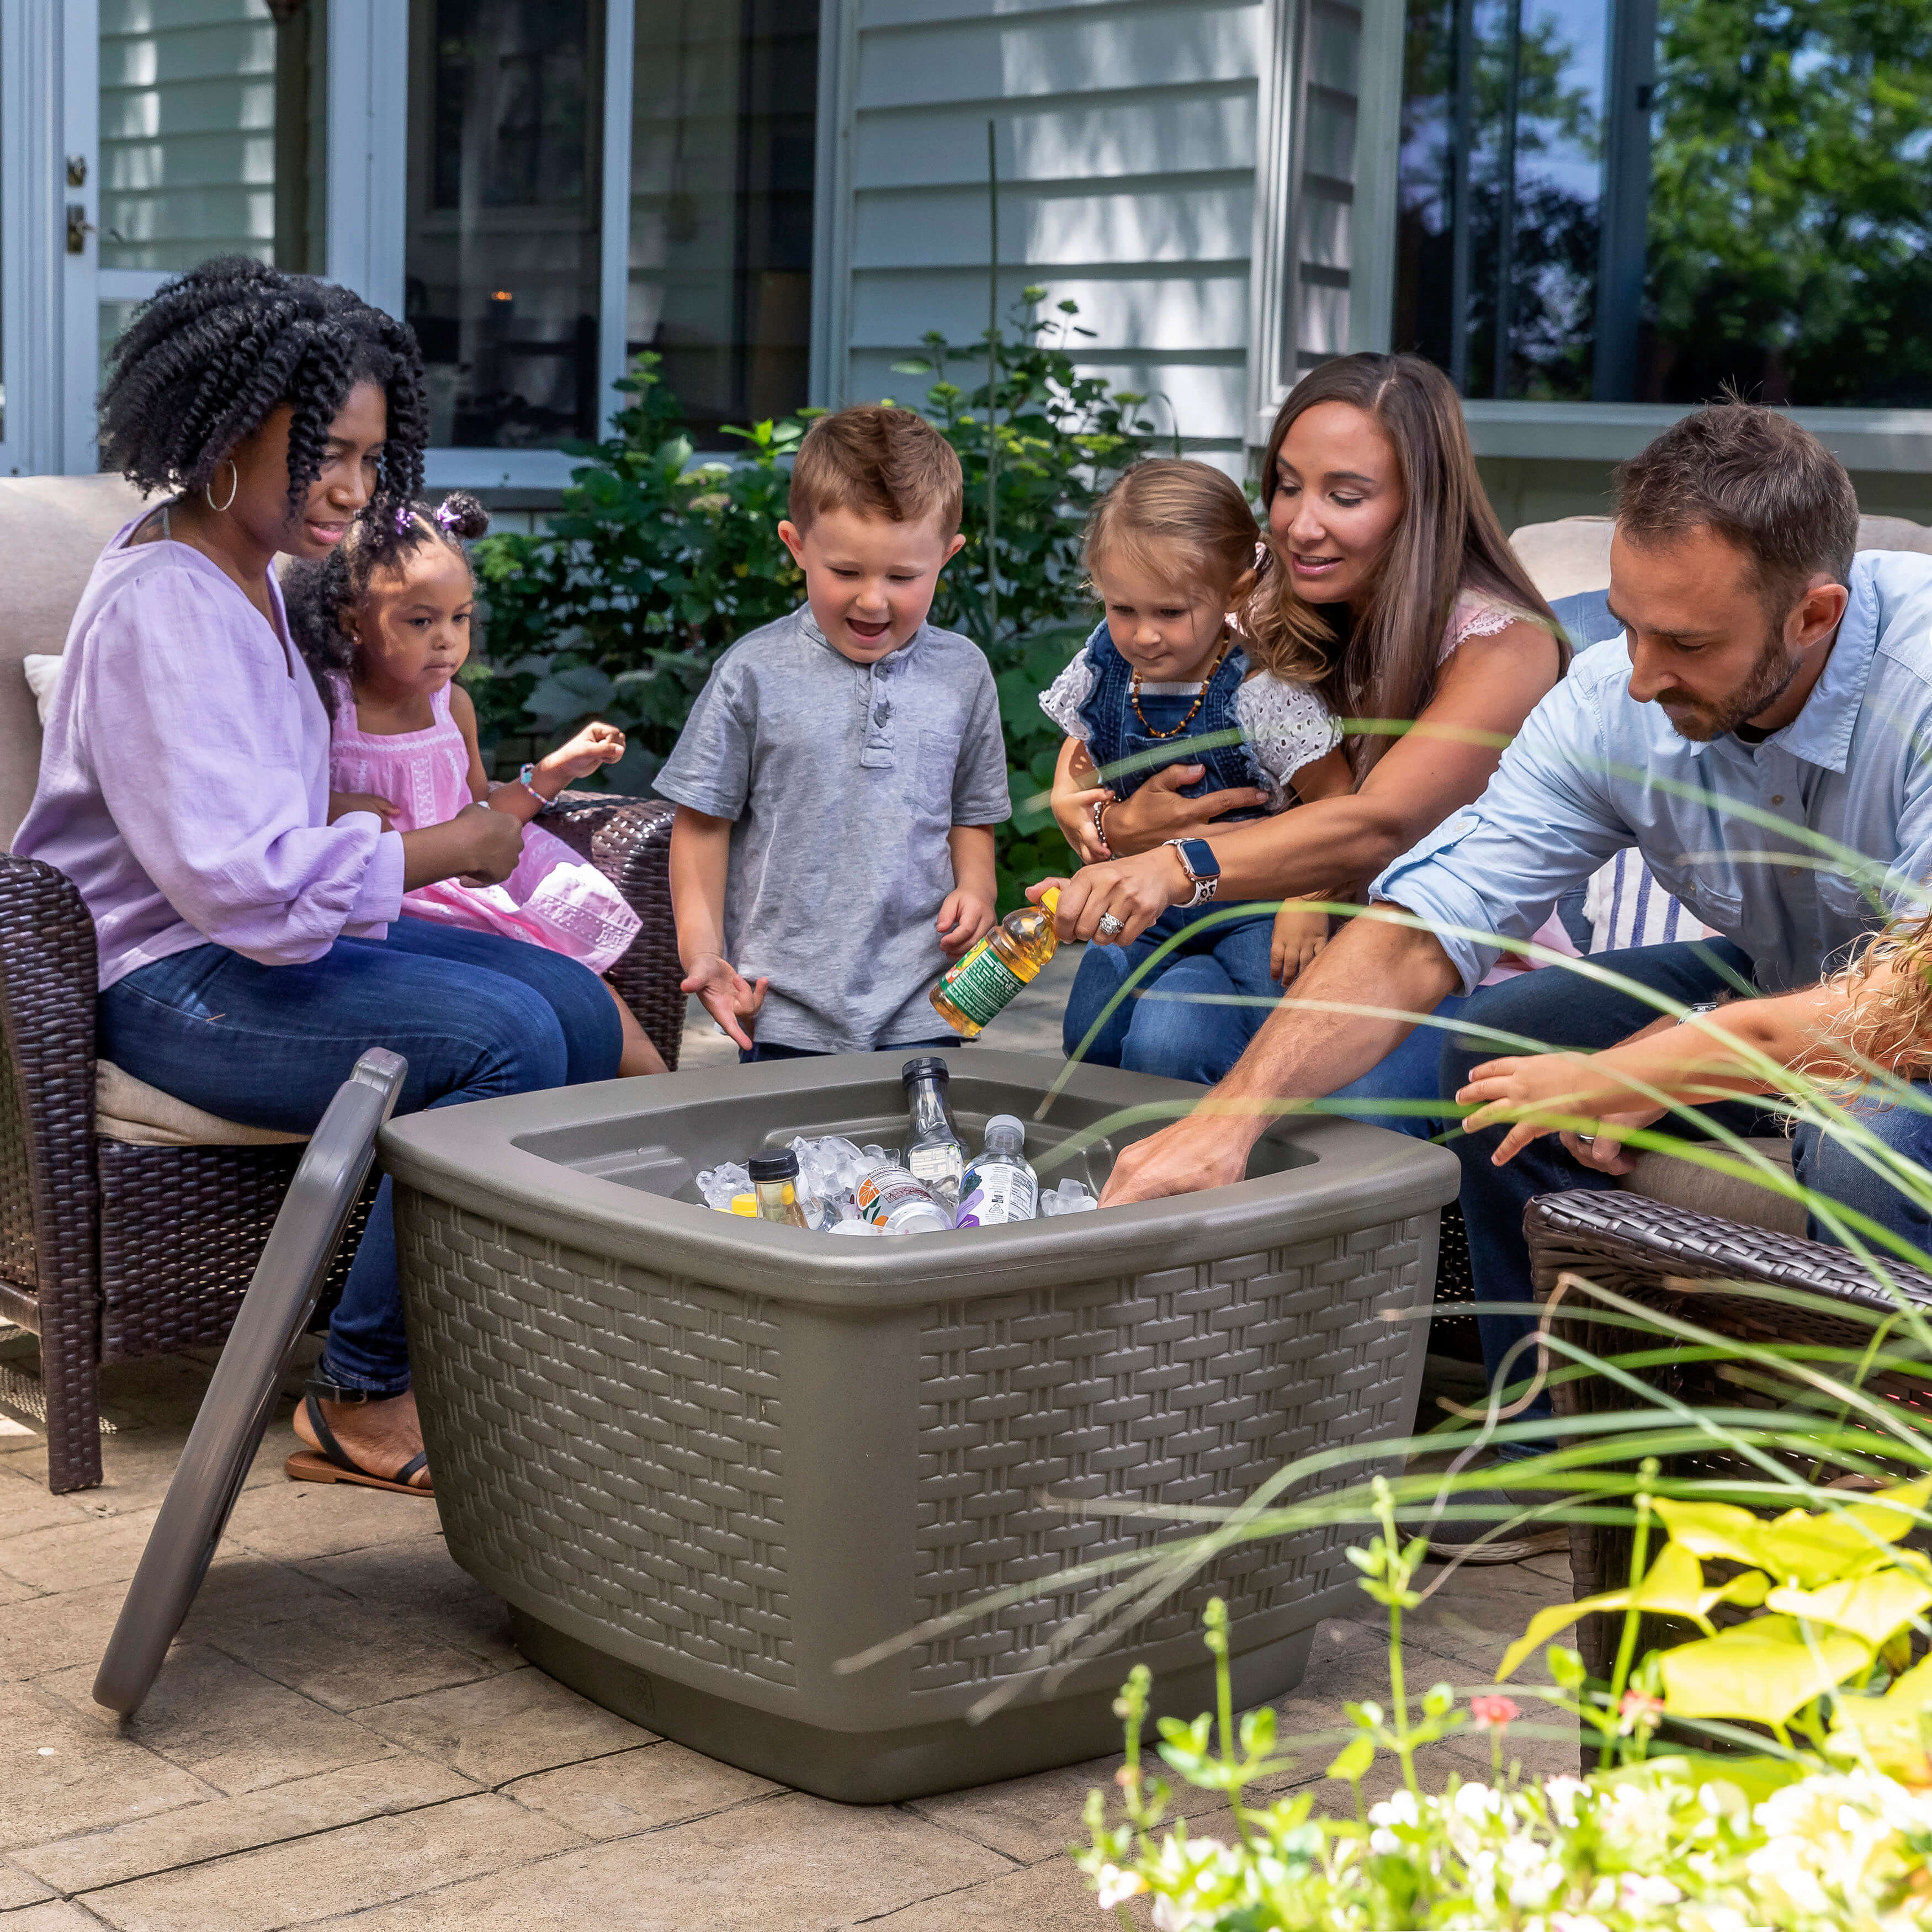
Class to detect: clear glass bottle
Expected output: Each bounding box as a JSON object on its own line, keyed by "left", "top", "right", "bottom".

{"left": 747, "top": 1151, "right": 810, "bottom": 1227}
{"left": 901, "top": 1057, "right": 967, "bottom": 1202}
{"left": 954, "top": 1115, "right": 1039, "bottom": 1227}
{"left": 930, "top": 888, "right": 1061, "bottom": 1038}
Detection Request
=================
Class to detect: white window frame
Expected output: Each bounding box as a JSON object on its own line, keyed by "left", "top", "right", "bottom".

{"left": 1249, "top": 0, "right": 1404, "bottom": 442}
{"left": 328, "top": 0, "right": 636, "bottom": 492}
{"left": 1266, "top": 0, "right": 1932, "bottom": 471}
{"left": 0, "top": 0, "right": 66, "bottom": 476}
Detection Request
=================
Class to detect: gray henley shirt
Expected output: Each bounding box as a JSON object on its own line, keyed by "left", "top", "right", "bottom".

{"left": 655, "top": 606, "right": 1010, "bottom": 1053}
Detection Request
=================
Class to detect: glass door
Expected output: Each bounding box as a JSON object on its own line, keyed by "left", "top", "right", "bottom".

{"left": 63, "top": 0, "right": 327, "bottom": 468}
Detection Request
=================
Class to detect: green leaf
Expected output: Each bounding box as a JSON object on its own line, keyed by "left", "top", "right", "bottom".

{"left": 1546, "top": 1646, "right": 1586, "bottom": 1694}
{"left": 1660, "top": 1615, "right": 1871, "bottom": 1724}
{"left": 1655, "top": 1479, "right": 1932, "bottom": 1588}
{"left": 1325, "top": 1735, "right": 1375, "bottom": 1782}
{"left": 526, "top": 666, "right": 617, "bottom": 723}
{"left": 1497, "top": 1542, "right": 1733, "bottom": 1681}
{"left": 1765, "top": 1566, "right": 1932, "bottom": 1647}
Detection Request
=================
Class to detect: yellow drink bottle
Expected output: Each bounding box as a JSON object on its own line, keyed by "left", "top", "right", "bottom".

{"left": 930, "top": 887, "right": 1061, "bottom": 1038}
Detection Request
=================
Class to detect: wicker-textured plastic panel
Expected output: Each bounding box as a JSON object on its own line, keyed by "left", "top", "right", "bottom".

{"left": 401, "top": 1202, "right": 793, "bottom": 1685}
{"left": 539, "top": 793, "right": 682, "bottom": 1071}
{"left": 97, "top": 1142, "right": 373, "bottom": 1362}
{"left": 1526, "top": 1189, "right": 1932, "bottom": 1676}
{"left": 910, "top": 1216, "right": 1430, "bottom": 1688}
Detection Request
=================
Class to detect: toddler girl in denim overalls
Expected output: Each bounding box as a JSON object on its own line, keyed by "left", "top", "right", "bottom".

{"left": 1042, "top": 459, "right": 1353, "bottom": 1080}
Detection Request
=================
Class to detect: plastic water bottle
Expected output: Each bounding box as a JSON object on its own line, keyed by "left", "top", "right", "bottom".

{"left": 954, "top": 1116, "right": 1039, "bottom": 1227}
{"left": 901, "top": 1057, "right": 967, "bottom": 1203}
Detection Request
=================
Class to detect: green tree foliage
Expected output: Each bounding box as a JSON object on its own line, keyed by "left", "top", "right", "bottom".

{"left": 1647, "top": 0, "right": 1932, "bottom": 405}
{"left": 468, "top": 295, "right": 1162, "bottom": 906}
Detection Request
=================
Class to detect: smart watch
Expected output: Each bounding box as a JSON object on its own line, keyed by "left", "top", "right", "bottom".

{"left": 1165, "top": 838, "right": 1221, "bottom": 908}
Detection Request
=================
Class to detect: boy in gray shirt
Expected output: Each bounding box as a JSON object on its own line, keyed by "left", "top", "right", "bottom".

{"left": 658, "top": 405, "right": 1010, "bottom": 1057}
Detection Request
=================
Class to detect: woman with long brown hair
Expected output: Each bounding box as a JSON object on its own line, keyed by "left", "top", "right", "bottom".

{"left": 1047, "top": 352, "right": 1568, "bottom": 1105}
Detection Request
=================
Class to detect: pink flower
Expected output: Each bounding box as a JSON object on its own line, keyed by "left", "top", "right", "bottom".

{"left": 1470, "top": 1695, "right": 1520, "bottom": 1730}
{"left": 1617, "top": 1690, "right": 1664, "bottom": 1737}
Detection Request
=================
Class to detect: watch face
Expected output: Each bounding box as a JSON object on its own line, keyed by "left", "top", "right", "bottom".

{"left": 1181, "top": 838, "right": 1222, "bottom": 878}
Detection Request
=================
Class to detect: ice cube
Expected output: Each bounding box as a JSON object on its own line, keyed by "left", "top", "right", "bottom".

{"left": 697, "top": 1161, "right": 752, "bottom": 1211}
{"left": 1040, "top": 1179, "right": 1098, "bottom": 1216}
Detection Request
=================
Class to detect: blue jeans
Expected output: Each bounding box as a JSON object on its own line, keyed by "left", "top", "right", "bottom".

{"left": 1437, "top": 939, "right": 1932, "bottom": 1438}
{"left": 1063, "top": 906, "right": 1281, "bottom": 1085}
{"left": 97, "top": 917, "right": 622, "bottom": 1396}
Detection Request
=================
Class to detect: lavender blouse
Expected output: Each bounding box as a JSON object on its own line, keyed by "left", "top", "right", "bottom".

{"left": 14, "top": 519, "right": 404, "bottom": 989}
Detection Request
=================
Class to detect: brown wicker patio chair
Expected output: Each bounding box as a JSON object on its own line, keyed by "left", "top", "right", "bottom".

{"left": 0, "top": 475, "right": 683, "bottom": 1490}
{"left": 1524, "top": 1187, "right": 1932, "bottom": 1678}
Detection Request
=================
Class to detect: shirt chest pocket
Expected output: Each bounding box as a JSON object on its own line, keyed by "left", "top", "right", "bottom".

{"left": 1818, "top": 871, "right": 1885, "bottom": 925}
{"left": 1647, "top": 860, "right": 1740, "bottom": 934}
{"left": 902, "top": 727, "right": 957, "bottom": 820}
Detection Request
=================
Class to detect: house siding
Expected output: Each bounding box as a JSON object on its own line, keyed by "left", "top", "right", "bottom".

{"left": 834, "top": 0, "right": 1264, "bottom": 473}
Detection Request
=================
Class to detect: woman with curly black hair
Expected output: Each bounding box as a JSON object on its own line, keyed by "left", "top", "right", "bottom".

{"left": 15, "top": 259, "right": 622, "bottom": 1497}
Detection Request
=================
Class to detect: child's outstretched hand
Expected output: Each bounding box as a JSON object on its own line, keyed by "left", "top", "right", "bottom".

{"left": 539, "top": 721, "right": 628, "bottom": 787}
{"left": 681, "top": 953, "right": 768, "bottom": 1052}
{"left": 1456, "top": 1052, "right": 1664, "bottom": 1172}
{"left": 328, "top": 789, "right": 397, "bottom": 828}
{"left": 1270, "top": 899, "right": 1331, "bottom": 985}
{"left": 935, "top": 887, "right": 996, "bottom": 959}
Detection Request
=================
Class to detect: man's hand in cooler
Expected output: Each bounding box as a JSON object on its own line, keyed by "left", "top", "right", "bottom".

{"left": 681, "top": 953, "right": 768, "bottom": 1051}
{"left": 1099, "top": 1109, "right": 1259, "bottom": 1206}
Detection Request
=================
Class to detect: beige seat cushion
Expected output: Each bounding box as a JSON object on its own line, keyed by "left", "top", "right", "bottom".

{"left": 1511, "top": 511, "right": 1932, "bottom": 603}
{"left": 1616, "top": 1135, "right": 1804, "bottom": 1239}
{"left": 95, "top": 1060, "right": 306, "bottom": 1149}
{"left": 0, "top": 473, "right": 150, "bottom": 847}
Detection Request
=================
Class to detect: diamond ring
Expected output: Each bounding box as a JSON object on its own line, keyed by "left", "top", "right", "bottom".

{"left": 1096, "top": 912, "right": 1126, "bottom": 938}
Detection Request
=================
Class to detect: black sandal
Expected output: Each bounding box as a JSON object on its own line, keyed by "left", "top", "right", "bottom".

{"left": 284, "top": 1391, "right": 432, "bottom": 1495}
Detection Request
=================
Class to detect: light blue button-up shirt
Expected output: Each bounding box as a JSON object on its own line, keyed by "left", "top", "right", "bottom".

{"left": 1371, "top": 550, "right": 1932, "bottom": 994}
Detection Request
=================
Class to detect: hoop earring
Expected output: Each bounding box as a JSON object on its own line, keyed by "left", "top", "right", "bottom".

{"left": 205, "top": 460, "right": 238, "bottom": 514}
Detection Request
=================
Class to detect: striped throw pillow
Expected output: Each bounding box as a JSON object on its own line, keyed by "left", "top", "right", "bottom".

{"left": 1584, "top": 848, "right": 1718, "bottom": 954}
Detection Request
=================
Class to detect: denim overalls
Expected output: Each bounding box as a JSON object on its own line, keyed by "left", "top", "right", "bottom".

{"left": 1063, "top": 619, "right": 1292, "bottom": 1082}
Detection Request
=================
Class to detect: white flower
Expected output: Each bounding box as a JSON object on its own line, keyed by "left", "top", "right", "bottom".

{"left": 1550, "top": 1915, "right": 1611, "bottom": 1932}
{"left": 1369, "top": 1790, "right": 1420, "bottom": 1829}
{"left": 1544, "top": 1775, "right": 1589, "bottom": 1827}
{"left": 1506, "top": 1857, "right": 1565, "bottom": 1910}
{"left": 1151, "top": 1898, "right": 1195, "bottom": 1932}
{"left": 1453, "top": 1781, "right": 1500, "bottom": 1819}
{"left": 1617, "top": 1871, "right": 1682, "bottom": 1911}
{"left": 1093, "top": 1864, "right": 1145, "bottom": 1910}
{"left": 1679, "top": 1909, "right": 1750, "bottom": 1932}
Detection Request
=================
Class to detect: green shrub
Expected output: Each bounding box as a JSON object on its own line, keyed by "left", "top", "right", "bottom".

{"left": 466, "top": 295, "right": 1165, "bottom": 906}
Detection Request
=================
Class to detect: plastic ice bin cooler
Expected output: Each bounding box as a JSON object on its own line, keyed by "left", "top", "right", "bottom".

{"left": 380, "top": 1050, "right": 1459, "bottom": 1803}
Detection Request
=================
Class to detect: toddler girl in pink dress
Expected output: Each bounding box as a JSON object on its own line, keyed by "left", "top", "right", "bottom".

{"left": 286, "top": 492, "right": 664, "bottom": 1075}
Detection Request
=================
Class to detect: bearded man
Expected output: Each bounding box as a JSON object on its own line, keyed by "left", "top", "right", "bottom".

{"left": 1096, "top": 401, "right": 1932, "bottom": 1554}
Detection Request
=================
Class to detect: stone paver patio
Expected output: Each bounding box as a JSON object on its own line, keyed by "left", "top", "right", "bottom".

{"left": 0, "top": 951, "right": 1577, "bottom": 1928}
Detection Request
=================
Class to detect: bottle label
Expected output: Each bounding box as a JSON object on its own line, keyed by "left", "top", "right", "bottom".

{"left": 907, "top": 1142, "right": 963, "bottom": 1191}
{"left": 954, "top": 1160, "right": 1038, "bottom": 1227}
{"left": 940, "top": 944, "right": 1026, "bottom": 1028}
{"left": 856, "top": 1169, "right": 952, "bottom": 1232}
